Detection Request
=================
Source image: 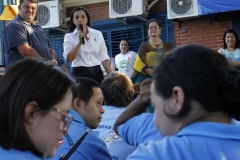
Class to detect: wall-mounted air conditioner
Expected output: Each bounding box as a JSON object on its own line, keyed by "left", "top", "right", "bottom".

{"left": 36, "top": 0, "right": 66, "bottom": 29}
{"left": 167, "top": 0, "right": 199, "bottom": 19}
{"left": 109, "top": 0, "right": 148, "bottom": 19}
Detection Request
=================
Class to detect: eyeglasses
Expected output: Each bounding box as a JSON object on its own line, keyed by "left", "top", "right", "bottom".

{"left": 50, "top": 107, "right": 73, "bottom": 131}
{"left": 148, "top": 26, "right": 160, "bottom": 30}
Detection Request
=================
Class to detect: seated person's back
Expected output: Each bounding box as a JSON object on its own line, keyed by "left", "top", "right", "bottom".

{"left": 93, "top": 72, "right": 136, "bottom": 160}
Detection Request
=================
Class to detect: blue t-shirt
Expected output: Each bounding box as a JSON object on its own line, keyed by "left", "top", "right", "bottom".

{"left": 48, "top": 110, "right": 112, "bottom": 160}
{"left": 93, "top": 106, "right": 136, "bottom": 160}
{"left": 0, "top": 147, "right": 43, "bottom": 160}
{"left": 127, "top": 119, "right": 240, "bottom": 160}
{"left": 4, "top": 14, "right": 51, "bottom": 68}
{"left": 118, "top": 113, "right": 162, "bottom": 146}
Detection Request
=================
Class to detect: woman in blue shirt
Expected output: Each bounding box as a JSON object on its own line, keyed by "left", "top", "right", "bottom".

{"left": 218, "top": 28, "right": 240, "bottom": 69}
{"left": 127, "top": 44, "right": 240, "bottom": 160}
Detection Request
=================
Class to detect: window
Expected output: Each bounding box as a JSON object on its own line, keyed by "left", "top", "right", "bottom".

{"left": 94, "top": 23, "right": 145, "bottom": 58}
{"left": 47, "top": 29, "right": 72, "bottom": 71}
{"left": 110, "top": 27, "right": 142, "bottom": 56}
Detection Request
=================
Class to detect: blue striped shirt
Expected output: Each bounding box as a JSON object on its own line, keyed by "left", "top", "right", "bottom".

{"left": 4, "top": 14, "right": 51, "bottom": 68}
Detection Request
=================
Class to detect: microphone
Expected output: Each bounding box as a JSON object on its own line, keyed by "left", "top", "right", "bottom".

{"left": 79, "top": 24, "right": 85, "bottom": 45}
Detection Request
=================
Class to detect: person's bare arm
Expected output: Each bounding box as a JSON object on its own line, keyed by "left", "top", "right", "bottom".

{"left": 228, "top": 61, "right": 240, "bottom": 68}
{"left": 50, "top": 48, "right": 70, "bottom": 73}
{"left": 66, "top": 42, "right": 81, "bottom": 63}
{"left": 218, "top": 48, "right": 223, "bottom": 54}
{"left": 49, "top": 48, "right": 58, "bottom": 66}
{"left": 114, "top": 78, "right": 152, "bottom": 135}
{"left": 50, "top": 48, "right": 58, "bottom": 60}
{"left": 61, "top": 63, "right": 71, "bottom": 76}
{"left": 102, "top": 59, "right": 112, "bottom": 75}
{"left": 17, "top": 44, "right": 43, "bottom": 59}
{"left": 145, "top": 68, "right": 153, "bottom": 76}
{"left": 16, "top": 44, "right": 58, "bottom": 66}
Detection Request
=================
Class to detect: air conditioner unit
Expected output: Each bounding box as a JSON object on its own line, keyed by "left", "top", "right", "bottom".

{"left": 109, "top": 0, "right": 148, "bottom": 19}
{"left": 36, "top": 0, "right": 66, "bottom": 29}
{"left": 167, "top": 0, "right": 199, "bottom": 19}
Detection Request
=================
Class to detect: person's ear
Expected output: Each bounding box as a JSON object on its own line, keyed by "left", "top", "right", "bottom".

{"left": 72, "top": 98, "right": 85, "bottom": 111}
{"left": 132, "top": 89, "right": 134, "bottom": 96}
{"left": 72, "top": 98, "right": 81, "bottom": 112}
{"left": 24, "top": 101, "right": 39, "bottom": 124}
{"left": 164, "top": 86, "right": 184, "bottom": 115}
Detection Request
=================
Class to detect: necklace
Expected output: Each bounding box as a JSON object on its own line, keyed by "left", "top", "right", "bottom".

{"left": 149, "top": 39, "right": 161, "bottom": 45}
